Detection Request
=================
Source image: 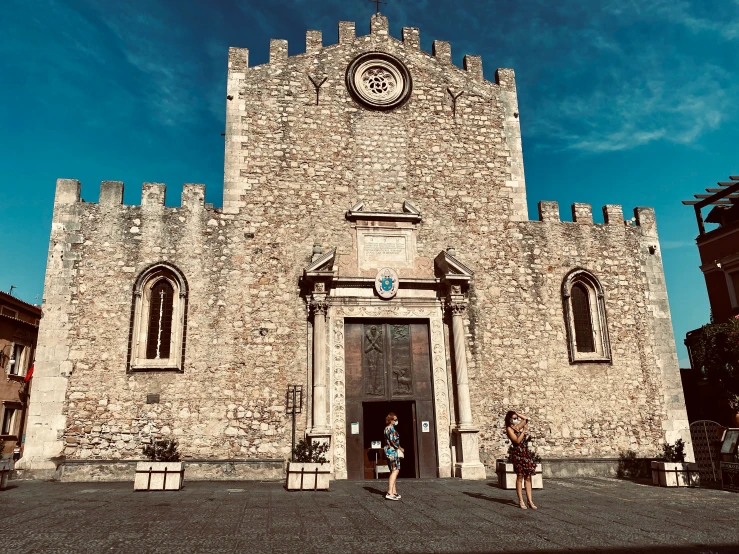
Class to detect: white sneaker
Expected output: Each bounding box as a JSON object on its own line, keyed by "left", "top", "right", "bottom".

{"left": 393, "top": 493, "right": 401, "bottom": 499}
{"left": 385, "top": 493, "right": 399, "bottom": 500}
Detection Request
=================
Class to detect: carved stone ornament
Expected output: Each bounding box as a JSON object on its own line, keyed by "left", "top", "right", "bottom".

{"left": 374, "top": 267, "right": 399, "bottom": 299}
{"left": 446, "top": 302, "right": 467, "bottom": 315}
{"left": 346, "top": 52, "right": 412, "bottom": 111}
{"left": 311, "top": 300, "right": 329, "bottom": 315}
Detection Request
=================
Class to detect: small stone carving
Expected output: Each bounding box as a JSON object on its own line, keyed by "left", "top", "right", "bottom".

{"left": 447, "top": 88, "right": 464, "bottom": 121}
{"left": 446, "top": 302, "right": 467, "bottom": 315}
{"left": 307, "top": 73, "right": 327, "bottom": 106}
{"left": 311, "top": 300, "right": 329, "bottom": 315}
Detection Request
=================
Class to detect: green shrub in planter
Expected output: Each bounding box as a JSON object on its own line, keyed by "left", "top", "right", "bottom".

{"left": 291, "top": 438, "right": 329, "bottom": 463}
{"left": 135, "top": 439, "right": 184, "bottom": 491}
{"left": 651, "top": 439, "right": 699, "bottom": 487}
{"left": 287, "top": 439, "right": 330, "bottom": 491}
{"left": 143, "top": 438, "right": 181, "bottom": 462}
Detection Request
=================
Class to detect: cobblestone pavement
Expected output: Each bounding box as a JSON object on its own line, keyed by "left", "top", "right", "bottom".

{"left": 1, "top": 476, "right": 738, "bottom": 553}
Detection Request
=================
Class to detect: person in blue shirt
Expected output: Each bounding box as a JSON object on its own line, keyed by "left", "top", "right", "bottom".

{"left": 384, "top": 412, "right": 404, "bottom": 500}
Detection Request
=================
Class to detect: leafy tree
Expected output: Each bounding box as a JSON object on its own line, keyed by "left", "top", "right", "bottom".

{"left": 691, "top": 318, "right": 739, "bottom": 407}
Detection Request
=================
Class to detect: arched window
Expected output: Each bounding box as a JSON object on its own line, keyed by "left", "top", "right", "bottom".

{"left": 562, "top": 269, "right": 611, "bottom": 363}
{"left": 128, "top": 263, "right": 188, "bottom": 372}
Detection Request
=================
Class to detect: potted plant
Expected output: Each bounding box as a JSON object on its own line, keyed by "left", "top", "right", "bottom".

{"left": 285, "top": 438, "right": 330, "bottom": 491}
{"left": 651, "top": 439, "right": 699, "bottom": 487}
{"left": 134, "top": 438, "right": 184, "bottom": 491}
{"left": 496, "top": 435, "right": 543, "bottom": 490}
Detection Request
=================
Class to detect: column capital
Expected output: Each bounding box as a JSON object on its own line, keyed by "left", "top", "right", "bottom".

{"left": 310, "top": 299, "right": 329, "bottom": 316}
{"left": 445, "top": 301, "right": 467, "bottom": 316}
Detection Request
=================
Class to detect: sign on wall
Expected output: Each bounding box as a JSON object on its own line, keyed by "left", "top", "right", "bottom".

{"left": 721, "top": 462, "right": 739, "bottom": 493}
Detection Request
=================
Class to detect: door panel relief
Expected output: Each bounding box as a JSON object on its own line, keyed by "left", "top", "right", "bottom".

{"left": 390, "top": 324, "right": 413, "bottom": 396}
{"left": 344, "top": 320, "right": 437, "bottom": 479}
{"left": 363, "top": 325, "right": 385, "bottom": 396}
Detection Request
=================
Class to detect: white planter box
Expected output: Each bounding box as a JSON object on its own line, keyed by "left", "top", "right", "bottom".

{"left": 650, "top": 461, "right": 699, "bottom": 487}
{"left": 134, "top": 461, "right": 184, "bottom": 491}
{"left": 0, "top": 459, "right": 14, "bottom": 490}
{"left": 286, "top": 462, "right": 330, "bottom": 491}
{"left": 495, "top": 461, "right": 543, "bottom": 489}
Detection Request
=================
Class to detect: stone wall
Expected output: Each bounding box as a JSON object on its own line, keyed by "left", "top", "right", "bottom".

{"left": 472, "top": 203, "right": 691, "bottom": 464}
{"left": 20, "top": 14, "right": 691, "bottom": 475}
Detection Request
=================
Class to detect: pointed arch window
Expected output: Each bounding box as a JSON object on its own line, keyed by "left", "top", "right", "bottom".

{"left": 562, "top": 269, "right": 611, "bottom": 363}
{"left": 128, "top": 263, "right": 188, "bottom": 372}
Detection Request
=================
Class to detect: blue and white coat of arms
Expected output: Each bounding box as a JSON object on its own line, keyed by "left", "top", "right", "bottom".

{"left": 375, "top": 267, "right": 399, "bottom": 299}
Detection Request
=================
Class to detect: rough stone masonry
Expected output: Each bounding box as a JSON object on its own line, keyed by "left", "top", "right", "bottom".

{"left": 18, "top": 13, "right": 692, "bottom": 481}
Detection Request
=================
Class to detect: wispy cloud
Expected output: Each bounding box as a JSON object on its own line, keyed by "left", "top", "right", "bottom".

{"left": 661, "top": 240, "right": 694, "bottom": 250}
{"left": 531, "top": 62, "right": 732, "bottom": 153}
{"left": 86, "top": 4, "right": 204, "bottom": 127}
{"left": 654, "top": 0, "right": 739, "bottom": 41}
{"left": 445, "top": 0, "right": 739, "bottom": 153}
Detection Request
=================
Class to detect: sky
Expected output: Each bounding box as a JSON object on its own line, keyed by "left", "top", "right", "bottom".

{"left": 2, "top": 0, "right": 738, "bottom": 366}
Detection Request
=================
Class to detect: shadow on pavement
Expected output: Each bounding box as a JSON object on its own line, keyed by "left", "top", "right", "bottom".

{"left": 463, "top": 491, "right": 517, "bottom": 507}
{"left": 363, "top": 486, "right": 386, "bottom": 496}
{"left": 416, "top": 547, "right": 739, "bottom": 554}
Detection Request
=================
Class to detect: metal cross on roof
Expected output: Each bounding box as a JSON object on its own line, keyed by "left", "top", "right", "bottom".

{"left": 369, "top": 0, "right": 387, "bottom": 14}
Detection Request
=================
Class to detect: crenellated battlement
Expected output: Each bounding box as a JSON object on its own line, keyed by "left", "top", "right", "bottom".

{"left": 536, "top": 200, "right": 655, "bottom": 230}
{"left": 54, "top": 178, "right": 209, "bottom": 211}
{"left": 228, "top": 13, "right": 503, "bottom": 85}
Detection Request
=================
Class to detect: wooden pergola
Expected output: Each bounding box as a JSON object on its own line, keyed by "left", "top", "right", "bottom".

{"left": 682, "top": 175, "right": 739, "bottom": 235}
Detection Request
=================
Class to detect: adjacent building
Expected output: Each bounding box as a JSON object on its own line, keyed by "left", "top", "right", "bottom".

{"left": 0, "top": 291, "right": 41, "bottom": 459}
{"left": 682, "top": 175, "right": 739, "bottom": 424}
{"left": 19, "top": 14, "right": 692, "bottom": 481}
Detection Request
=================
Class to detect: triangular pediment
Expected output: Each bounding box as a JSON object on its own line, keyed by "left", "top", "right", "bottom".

{"left": 304, "top": 247, "right": 337, "bottom": 275}
{"left": 434, "top": 250, "right": 474, "bottom": 280}
{"left": 346, "top": 200, "right": 422, "bottom": 223}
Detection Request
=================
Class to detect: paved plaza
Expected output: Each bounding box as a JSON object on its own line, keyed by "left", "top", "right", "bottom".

{"left": 1, "top": 476, "right": 738, "bottom": 553}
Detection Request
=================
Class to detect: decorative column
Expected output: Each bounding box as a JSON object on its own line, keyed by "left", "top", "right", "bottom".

{"left": 447, "top": 294, "right": 486, "bottom": 480}
{"left": 302, "top": 247, "right": 337, "bottom": 469}
{"left": 449, "top": 302, "right": 474, "bottom": 429}
{"left": 309, "top": 296, "right": 330, "bottom": 435}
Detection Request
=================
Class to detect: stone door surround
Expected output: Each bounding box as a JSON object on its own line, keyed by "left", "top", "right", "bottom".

{"left": 329, "top": 303, "right": 452, "bottom": 479}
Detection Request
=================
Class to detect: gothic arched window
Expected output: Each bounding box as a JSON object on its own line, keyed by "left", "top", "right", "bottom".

{"left": 128, "top": 263, "right": 188, "bottom": 372}
{"left": 562, "top": 269, "right": 611, "bottom": 363}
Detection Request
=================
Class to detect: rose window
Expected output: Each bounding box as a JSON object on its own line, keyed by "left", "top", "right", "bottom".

{"left": 346, "top": 53, "right": 412, "bottom": 110}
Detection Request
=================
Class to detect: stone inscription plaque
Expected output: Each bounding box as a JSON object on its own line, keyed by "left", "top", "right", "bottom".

{"left": 364, "top": 236, "right": 407, "bottom": 261}
{"left": 357, "top": 228, "right": 415, "bottom": 270}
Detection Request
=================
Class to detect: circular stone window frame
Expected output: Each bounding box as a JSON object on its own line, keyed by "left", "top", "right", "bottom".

{"left": 345, "top": 52, "right": 413, "bottom": 111}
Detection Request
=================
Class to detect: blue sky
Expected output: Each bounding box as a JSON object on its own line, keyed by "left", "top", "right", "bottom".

{"left": 2, "top": 0, "right": 738, "bottom": 366}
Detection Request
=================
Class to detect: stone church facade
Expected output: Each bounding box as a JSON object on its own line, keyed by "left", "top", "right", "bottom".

{"left": 19, "top": 14, "right": 692, "bottom": 481}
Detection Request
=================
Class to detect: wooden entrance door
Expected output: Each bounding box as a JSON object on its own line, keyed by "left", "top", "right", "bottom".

{"left": 344, "top": 321, "right": 438, "bottom": 479}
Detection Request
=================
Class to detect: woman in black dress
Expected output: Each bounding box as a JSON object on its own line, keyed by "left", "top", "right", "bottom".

{"left": 505, "top": 410, "right": 537, "bottom": 510}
